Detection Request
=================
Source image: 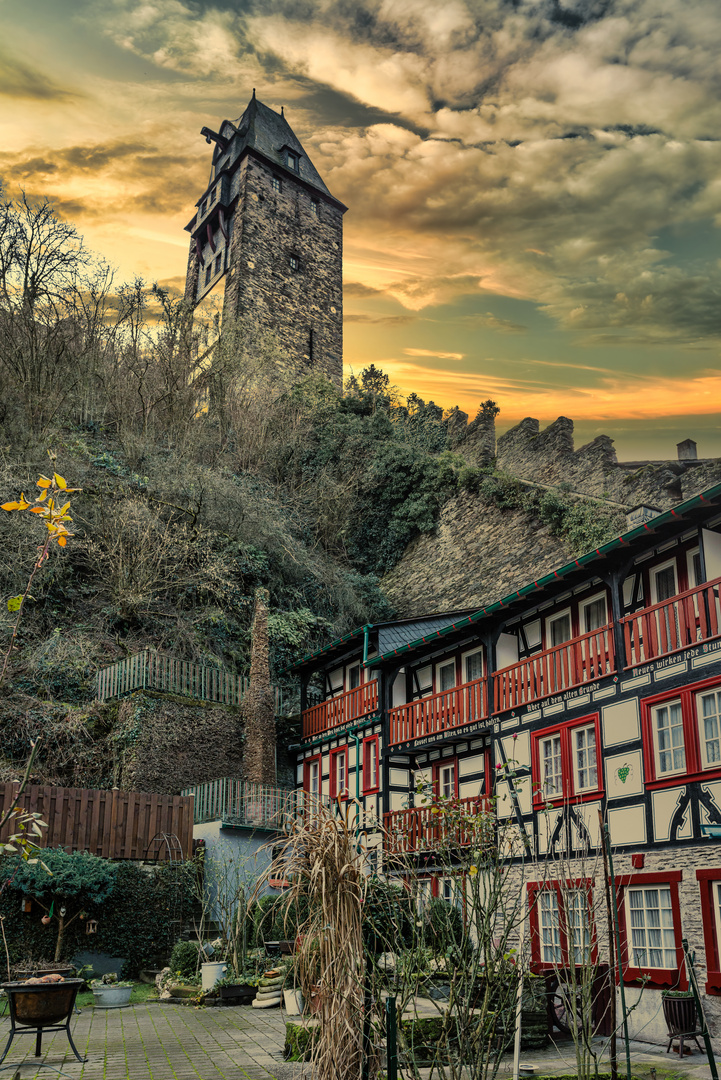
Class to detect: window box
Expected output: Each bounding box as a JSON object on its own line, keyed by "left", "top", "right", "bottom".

{"left": 615, "top": 871, "right": 686, "bottom": 989}
{"left": 531, "top": 715, "right": 602, "bottom": 807}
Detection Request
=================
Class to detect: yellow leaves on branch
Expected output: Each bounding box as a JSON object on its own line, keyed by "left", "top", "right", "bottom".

{"left": 1, "top": 469, "right": 80, "bottom": 549}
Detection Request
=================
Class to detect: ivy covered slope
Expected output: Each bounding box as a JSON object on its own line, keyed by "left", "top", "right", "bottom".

{"left": 0, "top": 194, "right": 624, "bottom": 789}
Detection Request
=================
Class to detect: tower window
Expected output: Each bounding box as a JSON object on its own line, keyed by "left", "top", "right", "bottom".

{"left": 214, "top": 253, "right": 222, "bottom": 275}
{"left": 200, "top": 200, "right": 207, "bottom": 216}
{"left": 272, "top": 176, "right": 282, "bottom": 193}
{"left": 210, "top": 187, "right": 216, "bottom": 205}
{"left": 311, "top": 199, "right": 319, "bottom": 217}
{"left": 204, "top": 265, "right": 211, "bottom": 286}
{"left": 289, "top": 255, "right": 300, "bottom": 271}
{"left": 286, "top": 151, "right": 299, "bottom": 172}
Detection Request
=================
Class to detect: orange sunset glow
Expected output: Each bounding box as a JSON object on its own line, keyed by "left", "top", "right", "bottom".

{"left": 2, "top": 0, "right": 720, "bottom": 458}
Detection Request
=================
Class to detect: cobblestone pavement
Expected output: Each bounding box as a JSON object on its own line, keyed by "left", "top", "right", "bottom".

{"left": 2, "top": 1001, "right": 717, "bottom": 1080}
{"left": 0, "top": 1002, "right": 290, "bottom": 1080}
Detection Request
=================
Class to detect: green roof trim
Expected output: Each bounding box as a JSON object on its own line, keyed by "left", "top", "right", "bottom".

{"left": 364, "top": 480, "right": 721, "bottom": 668}
{"left": 286, "top": 624, "right": 372, "bottom": 674}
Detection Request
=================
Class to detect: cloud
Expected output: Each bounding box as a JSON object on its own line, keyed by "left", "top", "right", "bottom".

{"left": 404, "top": 347, "right": 465, "bottom": 360}
{"left": 0, "top": 47, "right": 76, "bottom": 101}
{"left": 345, "top": 312, "right": 416, "bottom": 325}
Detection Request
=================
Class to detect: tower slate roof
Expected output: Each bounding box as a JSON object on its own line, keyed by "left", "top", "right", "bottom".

{"left": 220, "top": 94, "right": 338, "bottom": 202}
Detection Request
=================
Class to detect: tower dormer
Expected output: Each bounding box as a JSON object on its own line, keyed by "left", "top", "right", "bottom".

{"left": 184, "top": 92, "right": 346, "bottom": 388}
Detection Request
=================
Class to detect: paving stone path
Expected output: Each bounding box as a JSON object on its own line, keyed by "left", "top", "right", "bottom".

{"left": 2, "top": 1001, "right": 716, "bottom": 1080}
{"left": 0, "top": 1002, "right": 290, "bottom": 1080}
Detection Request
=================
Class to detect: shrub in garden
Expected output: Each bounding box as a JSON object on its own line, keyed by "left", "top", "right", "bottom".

{"left": 168, "top": 939, "right": 201, "bottom": 980}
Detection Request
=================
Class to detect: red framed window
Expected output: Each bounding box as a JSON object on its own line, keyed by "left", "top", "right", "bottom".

{"left": 615, "top": 871, "right": 686, "bottom": 989}
{"left": 432, "top": 758, "right": 458, "bottom": 799}
{"left": 641, "top": 677, "right": 721, "bottom": 789}
{"left": 697, "top": 869, "right": 721, "bottom": 994}
{"left": 330, "top": 746, "right": 349, "bottom": 800}
{"left": 527, "top": 881, "right": 595, "bottom": 971}
{"left": 531, "top": 714, "right": 602, "bottom": 807}
{"left": 362, "top": 735, "right": 380, "bottom": 794}
{"left": 303, "top": 754, "right": 321, "bottom": 797}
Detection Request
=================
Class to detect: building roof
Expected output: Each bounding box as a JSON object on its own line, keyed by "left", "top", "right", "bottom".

{"left": 287, "top": 610, "right": 475, "bottom": 676}
{"left": 365, "top": 479, "right": 721, "bottom": 668}
{"left": 225, "top": 95, "right": 340, "bottom": 203}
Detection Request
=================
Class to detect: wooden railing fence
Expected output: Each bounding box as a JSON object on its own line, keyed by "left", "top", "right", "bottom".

{"left": 621, "top": 576, "right": 721, "bottom": 668}
{"left": 0, "top": 782, "right": 194, "bottom": 861}
{"left": 383, "top": 796, "right": 490, "bottom": 854}
{"left": 97, "top": 650, "right": 283, "bottom": 712}
{"left": 389, "top": 677, "right": 487, "bottom": 747}
{"left": 494, "top": 624, "right": 615, "bottom": 713}
{"left": 302, "top": 681, "right": 379, "bottom": 738}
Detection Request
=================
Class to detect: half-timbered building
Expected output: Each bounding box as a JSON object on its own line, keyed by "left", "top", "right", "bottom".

{"left": 291, "top": 479, "right": 721, "bottom": 1042}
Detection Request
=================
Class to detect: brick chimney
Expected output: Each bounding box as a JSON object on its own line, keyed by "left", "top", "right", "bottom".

{"left": 243, "top": 587, "right": 276, "bottom": 786}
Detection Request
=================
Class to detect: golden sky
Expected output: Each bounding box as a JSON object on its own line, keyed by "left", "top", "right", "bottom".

{"left": 2, "top": 0, "right": 721, "bottom": 458}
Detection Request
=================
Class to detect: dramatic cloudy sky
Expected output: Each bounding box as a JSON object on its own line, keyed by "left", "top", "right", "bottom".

{"left": 3, "top": 0, "right": 721, "bottom": 457}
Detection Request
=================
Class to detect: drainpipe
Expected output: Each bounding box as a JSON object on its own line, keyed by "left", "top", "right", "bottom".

{"left": 362, "top": 624, "right": 371, "bottom": 667}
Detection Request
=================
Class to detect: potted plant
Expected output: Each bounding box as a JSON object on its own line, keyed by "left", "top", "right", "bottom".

{"left": 215, "top": 969, "right": 260, "bottom": 1005}
{"left": 90, "top": 972, "right": 134, "bottom": 1009}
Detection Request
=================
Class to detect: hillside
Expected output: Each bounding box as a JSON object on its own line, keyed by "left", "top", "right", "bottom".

{"left": 2, "top": 193, "right": 716, "bottom": 793}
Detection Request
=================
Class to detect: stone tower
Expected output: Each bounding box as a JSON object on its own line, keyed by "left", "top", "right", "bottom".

{"left": 184, "top": 91, "right": 346, "bottom": 387}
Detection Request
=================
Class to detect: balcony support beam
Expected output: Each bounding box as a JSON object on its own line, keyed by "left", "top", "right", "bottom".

{"left": 599, "top": 558, "right": 635, "bottom": 672}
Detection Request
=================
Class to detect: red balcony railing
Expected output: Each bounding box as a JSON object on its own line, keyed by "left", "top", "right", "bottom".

{"left": 388, "top": 677, "right": 487, "bottom": 747}
{"left": 302, "top": 681, "right": 379, "bottom": 739}
{"left": 621, "top": 576, "right": 721, "bottom": 669}
{"left": 383, "top": 796, "right": 490, "bottom": 855}
{"left": 494, "top": 624, "right": 615, "bottom": 713}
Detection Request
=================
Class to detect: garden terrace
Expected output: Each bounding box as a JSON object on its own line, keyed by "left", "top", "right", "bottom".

{"left": 183, "top": 777, "right": 325, "bottom": 830}
{"left": 383, "top": 796, "right": 490, "bottom": 855}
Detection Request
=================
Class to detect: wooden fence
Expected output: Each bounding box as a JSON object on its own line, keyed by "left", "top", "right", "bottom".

{"left": 0, "top": 783, "right": 194, "bottom": 861}
{"left": 96, "top": 650, "right": 283, "bottom": 712}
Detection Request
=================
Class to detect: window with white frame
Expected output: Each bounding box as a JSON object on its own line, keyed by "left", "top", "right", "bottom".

{"left": 688, "top": 547, "right": 703, "bottom": 588}
{"left": 566, "top": 890, "right": 593, "bottom": 964}
{"left": 547, "top": 609, "right": 572, "bottom": 647}
{"left": 438, "top": 660, "right": 456, "bottom": 693}
{"left": 363, "top": 736, "right": 379, "bottom": 792}
{"left": 305, "top": 757, "right": 320, "bottom": 796}
{"left": 572, "top": 724, "right": 598, "bottom": 792}
{"left": 347, "top": 663, "right": 361, "bottom": 691}
{"left": 540, "top": 733, "right": 563, "bottom": 796}
{"left": 652, "top": 699, "right": 686, "bottom": 775}
{"left": 581, "top": 592, "right": 607, "bottom": 633}
{"left": 651, "top": 559, "right": 678, "bottom": 604}
{"left": 627, "top": 886, "right": 676, "bottom": 968}
{"left": 464, "top": 649, "right": 483, "bottom": 683}
{"left": 436, "top": 762, "right": 456, "bottom": 799}
{"left": 698, "top": 689, "right": 721, "bottom": 768}
{"left": 539, "top": 889, "right": 561, "bottom": 963}
{"left": 330, "top": 748, "right": 348, "bottom": 799}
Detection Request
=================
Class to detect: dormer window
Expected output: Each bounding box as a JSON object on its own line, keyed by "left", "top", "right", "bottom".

{"left": 286, "top": 150, "right": 300, "bottom": 172}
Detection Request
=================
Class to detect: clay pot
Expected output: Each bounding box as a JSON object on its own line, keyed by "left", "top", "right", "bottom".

{"left": 41, "top": 915, "right": 51, "bottom": 926}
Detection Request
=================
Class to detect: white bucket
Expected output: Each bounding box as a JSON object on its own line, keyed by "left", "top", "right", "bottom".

{"left": 201, "top": 961, "right": 227, "bottom": 991}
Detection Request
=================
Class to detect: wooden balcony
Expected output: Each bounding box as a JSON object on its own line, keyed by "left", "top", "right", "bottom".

{"left": 621, "top": 576, "right": 721, "bottom": 668}
{"left": 389, "top": 677, "right": 487, "bottom": 747}
{"left": 494, "top": 624, "right": 615, "bottom": 713}
{"left": 302, "top": 681, "right": 379, "bottom": 739}
{"left": 383, "top": 796, "right": 490, "bottom": 855}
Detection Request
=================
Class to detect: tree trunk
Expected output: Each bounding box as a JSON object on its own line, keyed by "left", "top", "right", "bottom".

{"left": 243, "top": 588, "right": 276, "bottom": 786}
{"left": 54, "top": 914, "right": 65, "bottom": 962}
